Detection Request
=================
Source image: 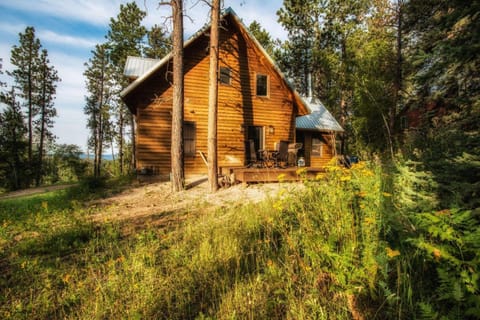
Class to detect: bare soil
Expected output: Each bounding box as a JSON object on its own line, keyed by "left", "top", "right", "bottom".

{"left": 90, "top": 176, "right": 301, "bottom": 234}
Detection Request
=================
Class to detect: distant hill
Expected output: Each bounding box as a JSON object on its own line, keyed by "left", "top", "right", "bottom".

{"left": 80, "top": 153, "right": 115, "bottom": 161}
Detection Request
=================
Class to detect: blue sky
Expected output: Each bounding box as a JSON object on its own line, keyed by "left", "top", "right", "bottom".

{"left": 0, "top": 0, "right": 286, "bottom": 152}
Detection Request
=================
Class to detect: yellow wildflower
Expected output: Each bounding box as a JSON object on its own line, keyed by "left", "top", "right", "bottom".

{"left": 357, "top": 191, "right": 367, "bottom": 198}
{"left": 296, "top": 167, "right": 307, "bottom": 175}
{"left": 62, "top": 274, "right": 71, "bottom": 284}
{"left": 361, "top": 169, "right": 374, "bottom": 177}
{"left": 433, "top": 248, "right": 441, "bottom": 261}
{"left": 340, "top": 175, "right": 351, "bottom": 182}
{"left": 364, "top": 217, "right": 375, "bottom": 224}
{"left": 386, "top": 247, "right": 401, "bottom": 258}
{"left": 41, "top": 201, "right": 48, "bottom": 210}
{"left": 382, "top": 192, "right": 392, "bottom": 197}
{"left": 273, "top": 200, "right": 283, "bottom": 211}
{"left": 315, "top": 173, "right": 325, "bottom": 180}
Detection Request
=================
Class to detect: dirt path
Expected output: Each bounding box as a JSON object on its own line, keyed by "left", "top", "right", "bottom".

{"left": 0, "top": 184, "right": 77, "bottom": 200}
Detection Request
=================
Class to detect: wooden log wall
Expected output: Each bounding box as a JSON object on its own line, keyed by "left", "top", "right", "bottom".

{"left": 133, "top": 16, "right": 298, "bottom": 177}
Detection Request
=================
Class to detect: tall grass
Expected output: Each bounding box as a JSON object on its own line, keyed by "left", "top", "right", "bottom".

{"left": 1, "top": 161, "right": 391, "bottom": 319}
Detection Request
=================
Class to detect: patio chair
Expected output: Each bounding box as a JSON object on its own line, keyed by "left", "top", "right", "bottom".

{"left": 273, "top": 140, "right": 289, "bottom": 168}
{"left": 288, "top": 143, "right": 303, "bottom": 166}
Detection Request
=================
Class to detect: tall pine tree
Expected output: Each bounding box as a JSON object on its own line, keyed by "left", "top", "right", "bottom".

{"left": 8, "top": 27, "right": 41, "bottom": 175}
{"left": 35, "top": 49, "right": 60, "bottom": 186}
{"left": 84, "top": 44, "right": 115, "bottom": 178}
{"left": 106, "top": 2, "right": 147, "bottom": 174}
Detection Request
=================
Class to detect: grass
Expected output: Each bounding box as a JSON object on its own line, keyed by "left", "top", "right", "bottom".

{"left": 0, "top": 164, "right": 405, "bottom": 319}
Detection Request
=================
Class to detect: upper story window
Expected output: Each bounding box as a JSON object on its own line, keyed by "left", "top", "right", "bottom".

{"left": 219, "top": 67, "right": 231, "bottom": 85}
{"left": 256, "top": 74, "right": 268, "bottom": 97}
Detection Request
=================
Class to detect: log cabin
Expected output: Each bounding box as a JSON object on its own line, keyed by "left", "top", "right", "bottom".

{"left": 121, "top": 8, "right": 343, "bottom": 181}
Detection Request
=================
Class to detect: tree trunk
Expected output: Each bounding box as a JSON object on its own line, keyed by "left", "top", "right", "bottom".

{"left": 119, "top": 110, "right": 124, "bottom": 174}
{"left": 97, "top": 108, "right": 103, "bottom": 178}
{"left": 36, "top": 102, "right": 45, "bottom": 186}
{"left": 11, "top": 88, "right": 20, "bottom": 190}
{"left": 171, "top": 0, "right": 185, "bottom": 192}
{"left": 208, "top": 0, "right": 220, "bottom": 193}
{"left": 339, "top": 38, "right": 348, "bottom": 156}
{"left": 36, "top": 64, "right": 47, "bottom": 187}
{"left": 391, "top": 0, "right": 403, "bottom": 136}
{"left": 130, "top": 112, "right": 136, "bottom": 172}
{"left": 27, "top": 60, "right": 33, "bottom": 168}
{"left": 340, "top": 95, "right": 347, "bottom": 155}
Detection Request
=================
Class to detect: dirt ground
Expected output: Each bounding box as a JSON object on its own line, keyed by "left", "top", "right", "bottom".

{"left": 89, "top": 177, "right": 302, "bottom": 233}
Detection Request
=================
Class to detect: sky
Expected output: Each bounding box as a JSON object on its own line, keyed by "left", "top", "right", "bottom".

{"left": 0, "top": 0, "right": 287, "bottom": 152}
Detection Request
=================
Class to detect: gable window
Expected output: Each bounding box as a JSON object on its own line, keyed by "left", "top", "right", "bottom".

{"left": 219, "top": 67, "right": 231, "bottom": 85}
{"left": 311, "top": 137, "right": 323, "bottom": 157}
{"left": 256, "top": 74, "right": 268, "bottom": 97}
{"left": 184, "top": 121, "right": 196, "bottom": 157}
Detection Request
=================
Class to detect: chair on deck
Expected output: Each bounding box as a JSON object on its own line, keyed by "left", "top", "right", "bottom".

{"left": 288, "top": 143, "right": 303, "bottom": 166}
{"left": 273, "top": 141, "right": 289, "bottom": 168}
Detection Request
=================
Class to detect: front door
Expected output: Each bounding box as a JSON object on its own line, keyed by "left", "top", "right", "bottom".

{"left": 247, "top": 126, "right": 264, "bottom": 153}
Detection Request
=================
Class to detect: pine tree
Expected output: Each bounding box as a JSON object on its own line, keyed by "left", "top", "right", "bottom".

{"left": 84, "top": 44, "right": 115, "bottom": 178}
{"left": 402, "top": 0, "right": 480, "bottom": 208}
{"left": 277, "top": 0, "right": 321, "bottom": 95}
{"left": 106, "top": 2, "right": 147, "bottom": 174}
{"left": 35, "top": 49, "right": 60, "bottom": 186}
{"left": 144, "top": 24, "right": 172, "bottom": 59}
{"left": 8, "top": 26, "right": 41, "bottom": 174}
{"left": 248, "top": 21, "right": 277, "bottom": 58}
{"left": 0, "top": 87, "right": 28, "bottom": 190}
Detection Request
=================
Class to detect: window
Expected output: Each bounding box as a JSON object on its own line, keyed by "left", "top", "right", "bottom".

{"left": 256, "top": 74, "right": 268, "bottom": 96}
{"left": 219, "top": 67, "right": 231, "bottom": 85}
{"left": 184, "top": 122, "right": 196, "bottom": 157}
{"left": 311, "top": 137, "right": 323, "bottom": 156}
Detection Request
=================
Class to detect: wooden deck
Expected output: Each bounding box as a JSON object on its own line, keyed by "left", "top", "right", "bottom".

{"left": 228, "top": 166, "right": 325, "bottom": 183}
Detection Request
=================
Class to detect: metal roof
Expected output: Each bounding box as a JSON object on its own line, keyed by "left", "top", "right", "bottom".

{"left": 296, "top": 97, "right": 344, "bottom": 132}
{"left": 124, "top": 56, "right": 160, "bottom": 79}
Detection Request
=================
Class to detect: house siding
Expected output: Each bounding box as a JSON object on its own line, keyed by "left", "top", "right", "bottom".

{"left": 133, "top": 16, "right": 297, "bottom": 177}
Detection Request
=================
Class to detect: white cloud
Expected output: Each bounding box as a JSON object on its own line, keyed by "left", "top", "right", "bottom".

{"left": 1, "top": 0, "right": 117, "bottom": 26}
{"left": 53, "top": 107, "right": 89, "bottom": 148}
{"left": 37, "top": 30, "right": 99, "bottom": 49}
{"left": 0, "top": 21, "right": 28, "bottom": 37}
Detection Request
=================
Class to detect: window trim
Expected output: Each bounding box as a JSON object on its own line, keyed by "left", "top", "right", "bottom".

{"left": 255, "top": 73, "right": 269, "bottom": 97}
{"left": 183, "top": 121, "right": 196, "bottom": 157}
{"left": 311, "top": 137, "right": 323, "bottom": 157}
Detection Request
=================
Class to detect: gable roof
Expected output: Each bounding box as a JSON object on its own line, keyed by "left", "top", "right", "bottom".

{"left": 296, "top": 97, "right": 344, "bottom": 132}
{"left": 120, "top": 7, "right": 309, "bottom": 116}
